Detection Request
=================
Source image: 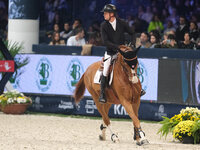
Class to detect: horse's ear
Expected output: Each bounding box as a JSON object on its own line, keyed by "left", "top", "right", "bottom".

{"left": 135, "top": 46, "right": 141, "bottom": 54}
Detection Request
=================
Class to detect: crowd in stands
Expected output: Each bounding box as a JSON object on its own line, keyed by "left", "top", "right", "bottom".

{"left": 0, "top": 0, "right": 200, "bottom": 50}
{"left": 42, "top": 0, "right": 200, "bottom": 50}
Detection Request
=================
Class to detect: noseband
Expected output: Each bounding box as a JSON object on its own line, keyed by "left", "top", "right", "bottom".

{"left": 123, "top": 55, "right": 138, "bottom": 70}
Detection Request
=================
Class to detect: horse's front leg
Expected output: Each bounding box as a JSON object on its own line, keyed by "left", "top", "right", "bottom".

{"left": 120, "top": 99, "right": 149, "bottom": 145}
{"left": 134, "top": 126, "right": 149, "bottom": 145}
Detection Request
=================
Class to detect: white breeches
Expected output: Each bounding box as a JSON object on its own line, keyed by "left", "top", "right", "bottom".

{"left": 103, "top": 52, "right": 117, "bottom": 76}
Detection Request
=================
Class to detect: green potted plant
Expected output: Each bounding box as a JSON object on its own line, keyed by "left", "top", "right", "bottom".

{"left": 158, "top": 107, "right": 200, "bottom": 144}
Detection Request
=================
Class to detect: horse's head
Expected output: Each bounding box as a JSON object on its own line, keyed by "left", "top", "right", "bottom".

{"left": 118, "top": 45, "right": 141, "bottom": 70}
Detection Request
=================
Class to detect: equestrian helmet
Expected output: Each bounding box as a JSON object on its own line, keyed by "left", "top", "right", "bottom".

{"left": 101, "top": 4, "right": 117, "bottom": 13}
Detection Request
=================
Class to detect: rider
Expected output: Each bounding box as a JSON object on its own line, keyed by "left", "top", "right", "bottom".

{"left": 99, "top": 4, "right": 146, "bottom": 103}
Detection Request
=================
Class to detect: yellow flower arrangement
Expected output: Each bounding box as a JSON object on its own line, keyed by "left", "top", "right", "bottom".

{"left": 173, "top": 120, "right": 196, "bottom": 142}
{"left": 0, "top": 90, "right": 32, "bottom": 108}
{"left": 158, "top": 107, "right": 200, "bottom": 144}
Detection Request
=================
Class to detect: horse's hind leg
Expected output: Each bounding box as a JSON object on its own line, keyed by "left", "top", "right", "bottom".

{"left": 96, "top": 102, "right": 119, "bottom": 143}
{"left": 87, "top": 86, "right": 119, "bottom": 142}
{"left": 98, "top": 103, "right": 111, "bottom": 141}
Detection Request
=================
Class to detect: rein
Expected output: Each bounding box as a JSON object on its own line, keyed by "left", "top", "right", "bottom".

{"left": 123, "top": 56, "right": 137, "bottom": 61}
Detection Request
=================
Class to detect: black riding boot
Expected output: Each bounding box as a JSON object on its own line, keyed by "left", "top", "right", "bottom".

{"left": 140, "top": 89, "right": 146, "bottom": 97}
{"left": 99, "top": 75, "right": 107, "bottom": 103}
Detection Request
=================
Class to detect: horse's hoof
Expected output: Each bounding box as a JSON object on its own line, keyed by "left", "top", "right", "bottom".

{"left": 136, "top": 139, "right": 149, "bottom": 146}
{"left": 99, "top": 135, "right": 106, "bottom": 141}
{"left": 111, "top": 134, "right": 119, "bottom": 143}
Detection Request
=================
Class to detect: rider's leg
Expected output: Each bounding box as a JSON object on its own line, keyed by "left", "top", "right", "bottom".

{"left": 99, "top": 52, "right": 111, "bottom": 103}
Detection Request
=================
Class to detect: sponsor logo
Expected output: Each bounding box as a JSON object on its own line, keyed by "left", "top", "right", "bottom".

{"left": 85, "top": 100, "right": 97, "bottom": 114}
{"left": 58, "top": 100, "right": 74, "bottom": 109}
{"left": 66, "top": 58, "right": 84, "bottom": 92}
{"left": 155, "top": 105, "right": 167, "bottom": 119}
{"left": 137, "top": 61, "right": 148, "bottom": 91}
{"left": 9, "top": 71, "right": 21, "bottom": 89}
{"left": 10, "top": 56, "right": 26, "bottom": 88}
{"left": 36, "top": 57, "right": 52, "bottom": 92}
{"left": 114, "top": 104, "right": 128, "bottom": 116}
{"left": 32, "top": 97, "right": 43, "bottom": 110}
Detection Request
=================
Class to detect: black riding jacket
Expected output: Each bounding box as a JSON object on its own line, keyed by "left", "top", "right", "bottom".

{"left": 100, "top": 18, "right": 134, "bottom": 55}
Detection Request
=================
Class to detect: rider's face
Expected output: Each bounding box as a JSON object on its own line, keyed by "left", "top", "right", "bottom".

{"left": 104, "top": 12, "right": 114, "bottom": 21}
{"left": 103, "top": 12, "right": 110, "bottom": 21}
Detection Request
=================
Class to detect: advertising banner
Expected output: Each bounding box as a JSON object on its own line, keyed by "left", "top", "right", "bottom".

{"left": 10, "top": 54, "right": 158, "bottom": 101}
{"left": 29, "top": 96, "right": 200, "bottom": 121}
{"left": 0, "top": 60, "right": 15, "bottom": 72}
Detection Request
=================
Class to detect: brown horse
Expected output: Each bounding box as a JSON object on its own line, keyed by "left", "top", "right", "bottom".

{"left": 74, "top": 46, "right": 149, "bottom": 145}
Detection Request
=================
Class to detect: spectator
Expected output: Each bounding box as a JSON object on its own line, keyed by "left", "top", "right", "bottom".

{"left": 141, "top": 6, "right": 153, "bottom": 23}
{"left": 178, "top": 32, "right": 196, "bottom": 49}
{"left": 136, "top": 32, "right": 151, "bottom": 48}
{"left": 148, "top": 14, "right": 164, "bottom": 33}
{"left": 66, "top": 19, "right": 82, "bottom": 38}
{"left": 60, "top": 22, "right": 71, "bottom": 41}
{"left": 49, "top": 32, "right": 65, "bottom": 45}
{"left": 47, "top": 23, "right": 60, "bottom": 38}
{"left": 52, "top": 12, "right": 62, "bottom": 30}
{"left": 161, "top": 33, "right": 168, "bottom": 45}
{"left": 167, "top": 8, "right": 178, "bottom": 25}
{"left": 196, "top": 38, "right": 200, "bottom": 49}
{"left": 67, "top": 27, "right": 86, "bottom": 46}
{"left": 189, "top": 21, "right": 199, "bottom": 42}
{"left": 164, "top": 20, "right": 176, "bottom": 34}
{"left": 175, "top": 16, "right": 189, "bottom": 41}
{"left": 162, "top": 34, "right": 178, "bottom": 48}
{"left": 149, "top": 33, "right": 161, "bottom": 48}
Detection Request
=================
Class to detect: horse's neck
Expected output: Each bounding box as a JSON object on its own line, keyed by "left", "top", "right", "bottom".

{"left": 115, "top": 54, "right": 134, "bottom": 82}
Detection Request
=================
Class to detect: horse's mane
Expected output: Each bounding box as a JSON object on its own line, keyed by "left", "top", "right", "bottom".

{"left": 115, "top": 53, "right": 134, "bottom": 83}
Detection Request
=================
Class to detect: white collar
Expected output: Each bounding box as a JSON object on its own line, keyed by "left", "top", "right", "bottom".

{"left": 109, "top": 18, "right": 116, "bottom": 31}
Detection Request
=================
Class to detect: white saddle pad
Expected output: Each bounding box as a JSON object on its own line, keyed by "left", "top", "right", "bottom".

{"left": 94, "top": 69, "right": 114, "bottom": 86}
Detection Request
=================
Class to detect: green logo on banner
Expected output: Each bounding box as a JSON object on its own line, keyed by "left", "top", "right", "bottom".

{"left": 66, "top": 58, "right": 84, "bottom": 92}
{"left": 36, "top": 57, "right": 52, "bottom": 92}
{"left": 39, "top": 62, "right": 49, "bottom": 85}
{"left": 137, "top": 61, "right": 148, "bottom": 91}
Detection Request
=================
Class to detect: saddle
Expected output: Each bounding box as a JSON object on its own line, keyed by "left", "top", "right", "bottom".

{"left": 94, "top": 57, "right": 115, "bottom": 86}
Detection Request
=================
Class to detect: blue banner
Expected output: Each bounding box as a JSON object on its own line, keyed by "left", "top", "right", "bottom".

{"left": 28, "top": 96, "right": 200, "bottom": 121}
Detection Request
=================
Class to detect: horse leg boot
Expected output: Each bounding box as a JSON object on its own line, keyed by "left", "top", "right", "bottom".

{"left": 134, "top": 127, "right": 149, "bottom": 146}
{"left": 99, "top": 122, "right": 107, "bottom": 141}
{"left": 107, "top": 125, "right": 119, "bottom": 143}
{"left": 99, "top": 75, "right": 107, "bottom": 103}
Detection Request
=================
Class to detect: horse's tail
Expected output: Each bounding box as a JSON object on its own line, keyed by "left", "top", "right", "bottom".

{"left": 74, "top": 73, "right": 86, "bottom": 104}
